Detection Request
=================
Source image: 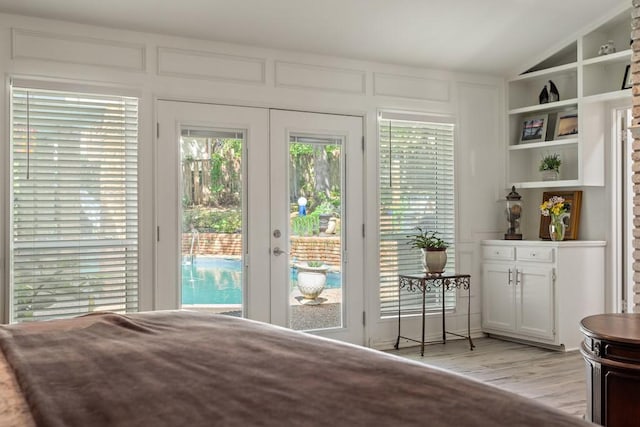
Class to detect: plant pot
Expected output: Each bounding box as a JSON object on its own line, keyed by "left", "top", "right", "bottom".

{"left": 319, "top": 214, "right": 332, "bottom": 233}
{"left": 541, "top": 170, "right": 559, "bottom": 181}
{"left": 421, "top": 248, "right": 447, "bottom": 274}
{"left": 294, "top": 263, "right": 328, "bottom": 299}
{"left": 325, "top": 217, "right": 337, "bottom": 234}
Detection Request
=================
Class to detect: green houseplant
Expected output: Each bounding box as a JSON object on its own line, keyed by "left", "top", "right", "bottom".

{"left": 539, "top": 153, "right": 561, "bottom": 181}
{"left": 407, "top": 227, "right": 448, "bottom": 274}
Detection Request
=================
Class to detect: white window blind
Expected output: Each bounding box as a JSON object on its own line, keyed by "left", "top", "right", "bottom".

{"left": 10, "top": 85, "right": 139, "bottom": 323}
{"left": 379, "top": 115, "right": 456, "bottom": 317}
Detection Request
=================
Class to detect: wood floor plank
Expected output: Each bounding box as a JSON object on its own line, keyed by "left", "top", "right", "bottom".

{"left": 390, "top": 337, "right": 587, "bottom": 418}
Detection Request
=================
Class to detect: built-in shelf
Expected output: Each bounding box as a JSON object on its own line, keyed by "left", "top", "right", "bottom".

{"left": 512, "top": 179, "right": 580, "bottom": 189}
{"left": 582, "top": 89, "right": 632, "bottom": 104}
{"left": 509, "top": 138, "right": 578, "bottom": 150}
{"left": 509, "top": 99, "right": 578, "bottom": 115}
{"left": 505, "top": 5, "right": 631, "bottom": 189}
{"left": 582, "top": 49, "right": 631, "bottom": 66}
{"left": 511, "top": 62, "right": 578, "bottom": 82}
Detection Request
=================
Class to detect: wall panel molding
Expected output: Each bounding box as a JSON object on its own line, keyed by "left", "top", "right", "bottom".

{"left": 456, "top": 82, "right": 501, "bottom": 243}
{"left": 12, "top": 28, "right": 146, "bottom": 71}
{"left": 275, "top": 61, "right": 366, "bottom": 94}
{"left": 373, "top": 72, "right": 450, "bottom": 101}
{"left": 157, "top": 47, "right": 266, "bottom": 84}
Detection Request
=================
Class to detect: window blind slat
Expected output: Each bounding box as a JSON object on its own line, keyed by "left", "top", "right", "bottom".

{"left": 379, "top": 118, "right": 456, "bottom": 317}
{"left": 11, "top": 86, "right": 139, "bottom": 323}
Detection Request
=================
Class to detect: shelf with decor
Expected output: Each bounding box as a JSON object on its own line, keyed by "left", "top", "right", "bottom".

{"left": 508, "top": 138, "right": 578, "bottom": 151}
{"left": 508, "top": 68, "right": 577, "bottom": 111}
{"left": 582, "top": 8, "right": 631, "bottom": 62}
{"left": 505, "top": 5, "right": 631, "bottom": 189}
{"left": 583, "top": 49, "right": 632, "bottom": 98}
{"left": 507, "top": 101, "right": 583, "bottom": 185}
{"left": 508, "top": 105, "right": 579, "bottom": 147}
{"left": 509, "top": 143, "right": 579, "bottom": 187}
{"left": 508, "top": 98, "right": 578, "bottom": 115}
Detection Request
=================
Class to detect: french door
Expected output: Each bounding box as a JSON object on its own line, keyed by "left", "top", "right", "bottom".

{"left": 156, "top": 101, "right": 364, "bottom": 344}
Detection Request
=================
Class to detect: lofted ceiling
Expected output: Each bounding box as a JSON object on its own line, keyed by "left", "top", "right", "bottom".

{"left": 0, "top": 0, "right": 629, "bottom": 76}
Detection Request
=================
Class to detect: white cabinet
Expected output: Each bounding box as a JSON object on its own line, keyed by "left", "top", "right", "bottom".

{"left": 506, "top": 6, "right": 631, "bottom": 189}
{"left": 481, "top": 240, "right": 605, "bottom": 350}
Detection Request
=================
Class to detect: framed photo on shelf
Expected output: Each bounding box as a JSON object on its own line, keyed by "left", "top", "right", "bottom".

{"left": 622, "top": 64, "right": 632, "bottom": 90}
{"left": 519, "top": 114, "right": 548, "bottom": 144}
{"left": 553, "top": 109, "right": 578, "bottom": 140}
{"left": 539, "top": 190, "right": 582, "bottom": 240}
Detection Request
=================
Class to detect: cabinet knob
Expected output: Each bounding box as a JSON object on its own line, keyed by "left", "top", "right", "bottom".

{"left": 531, "top": 252, "right": 536, "bottom": 256}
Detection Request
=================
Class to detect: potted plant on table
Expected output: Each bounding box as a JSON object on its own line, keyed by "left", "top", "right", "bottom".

{"left": 406, "top": 227, "right": 449, "bottom": 275}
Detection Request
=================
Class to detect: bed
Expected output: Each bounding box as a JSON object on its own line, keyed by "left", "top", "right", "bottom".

{"left": 0, "top": 310, "right": 592, "bottom": 426}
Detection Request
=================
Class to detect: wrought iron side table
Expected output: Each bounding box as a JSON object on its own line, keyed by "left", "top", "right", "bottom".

{"left": 394, "top": 273, "right": 474, "bottom": 356}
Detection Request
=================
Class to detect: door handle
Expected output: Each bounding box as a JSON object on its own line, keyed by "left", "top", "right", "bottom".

{"left": 272, "top": 247, "right": 288, "bottom": 256}
{"left": 508, "top": 268, "right": 512, "bottom": 285}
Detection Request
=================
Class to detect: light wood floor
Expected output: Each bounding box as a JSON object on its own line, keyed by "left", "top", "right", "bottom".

{"left": 391, "top": 337, "right": 586, "bottom": 418}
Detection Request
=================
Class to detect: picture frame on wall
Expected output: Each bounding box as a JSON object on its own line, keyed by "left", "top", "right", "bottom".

{"left": 539, "top": 190, "right": 583, "bottom": 240}
{"left": 519, "top": 114, "right": 548, "bottom": 144}
{"left": 553, "top": 109, "right": 578, "bottom": 140}
{"left": 622, "top": 64, "right": 633, "bottom": 90}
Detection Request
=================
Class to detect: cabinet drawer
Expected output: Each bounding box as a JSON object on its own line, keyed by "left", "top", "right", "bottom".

{"left": 482, "top": 246, "right": 514, "bottom": 261}
{"left": 516, "top": 247, "right": 554, "bottom": 263}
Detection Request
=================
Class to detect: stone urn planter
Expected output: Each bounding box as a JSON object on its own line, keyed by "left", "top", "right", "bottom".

{"left": 294, "top": 262, "right": 328, "bottom": 299}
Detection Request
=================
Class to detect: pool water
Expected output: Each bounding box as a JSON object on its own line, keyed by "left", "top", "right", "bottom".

{"left": 181, "top": 258, "right": 341, "bottom": 305}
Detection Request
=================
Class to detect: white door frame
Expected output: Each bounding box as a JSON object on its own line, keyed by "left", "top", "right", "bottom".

{"left": 611, "top": 103, "right": 633, "bottom": 313}
{"left": 269, "top": 109, "right": 364, "bottom": 343}
{"left": 155, "top": 101, "right": 270, "bottom": 321}
{"left": 156, "top": 101, "right": 365, "bottom": 343}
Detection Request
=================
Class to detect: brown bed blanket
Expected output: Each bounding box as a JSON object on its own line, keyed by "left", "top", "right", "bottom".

{"left": 0, "top": 310, "right": 593, "bottom": 427}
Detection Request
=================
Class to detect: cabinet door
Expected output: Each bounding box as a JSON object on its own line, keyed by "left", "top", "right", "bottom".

{"left": 482, "top": 263, "right": 516, "bottom": 332}
{"left": 516, "top": 264, "right": 555, "bottom": 340}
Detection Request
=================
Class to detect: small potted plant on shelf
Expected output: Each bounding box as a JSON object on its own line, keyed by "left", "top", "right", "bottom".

{"left": 539, "top": 153, "right": 561, "bottom": 181}
{"left": 406, "top": 227, "right": 448, "bottom": 274}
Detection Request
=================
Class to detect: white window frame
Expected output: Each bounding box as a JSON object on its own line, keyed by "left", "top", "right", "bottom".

{"left": 7, "top": 79, "right": 140, "bottom": 323}
{"left": 378, "top": 111, "right": 457, "bottom": 318}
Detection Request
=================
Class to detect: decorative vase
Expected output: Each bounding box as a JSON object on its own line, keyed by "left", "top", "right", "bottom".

{"left": 542, "top": 170, "right": 559, "bottom": 181}
{"left": 318, "top": 214, "right": 332, "bottom": 234}
{"left": 295, "top": 263, "right": 328, "bottom": 299}
{"left": 422, "top": 248, "right": 447, "bottom": 275}
{"left": 549, "top": 216, "right": 565, "bottom": 241}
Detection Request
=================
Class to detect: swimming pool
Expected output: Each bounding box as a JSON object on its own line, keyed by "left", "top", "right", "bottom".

{"left": 181, "top": 257, "right": 341, "bottom": 305}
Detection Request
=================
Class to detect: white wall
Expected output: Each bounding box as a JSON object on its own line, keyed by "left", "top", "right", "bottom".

{"left": 0, "top": 13, "right": 505, "bottom": 346}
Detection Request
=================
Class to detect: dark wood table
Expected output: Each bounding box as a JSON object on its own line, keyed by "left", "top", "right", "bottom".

{"left": 580, "top": 313, "right": 640, "bottom": 426}
{"left": 394, "top": 273, "right": 474, "bottom": 356}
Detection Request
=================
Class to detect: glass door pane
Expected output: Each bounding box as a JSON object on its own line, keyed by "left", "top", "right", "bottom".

{"left": 288, "top": 134, "right": 343, "bottom": 330}
{"left": 180, "top": 127, "right": 244, "bottom": 315}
